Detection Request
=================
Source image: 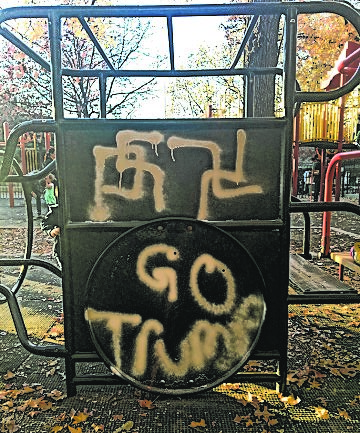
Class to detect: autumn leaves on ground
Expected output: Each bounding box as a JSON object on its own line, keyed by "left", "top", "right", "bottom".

{"left": 1, "top": 212, "right": 360, "bottom": 432}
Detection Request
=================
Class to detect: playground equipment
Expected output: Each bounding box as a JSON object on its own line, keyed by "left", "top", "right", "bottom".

{"left": 321, "top": 150, "right": 360, "bottom": 257}
{"left": 0, "top": 121, "right": 53, "bottom": 206}
{"left": 0, "top": 2, "right": 360, "bottom": 397}
{"left": 292, "top": 40, "right": 360, "bottom": 200}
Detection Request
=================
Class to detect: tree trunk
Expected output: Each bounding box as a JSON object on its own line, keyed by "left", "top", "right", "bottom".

{"left": 246, "top": 0, "right": 281, "bottom": 117}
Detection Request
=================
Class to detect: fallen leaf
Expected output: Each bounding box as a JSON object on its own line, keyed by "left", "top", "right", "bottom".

{"left": 254, "top": 405, "right": 275, "bottom": 423}
{"left": 46, "top": 367, "right": 56, "bottom": 377}
{"left": 72, "top": 412, "right": 89, "bottom": 424}
{"left": 91, "top": 424, "right": 104, "bottom": 432}
{"left": 5, "top": 418, "right": 20, "bottom": 433}
{"left": 339, "top": 367, "right": 357, "bottom": 377}
{"left": 309, "top": 380, "right": 321, "bottom": 389}
{"left": 3, "top": 400, "right": 14, "bottom": 408}
{"left": 4, "top": 371, "right": 15, "bottom": 380}
{"left": 48, "top": 389, "right": 65, "bottom": 401}
{"left": 113, "top": 414, "right": 124, "bottom": 421}
{"left": 56, "top": 412, "right": 68, "bottom": 422}
{"left": 119, "top": 420, "right": 134, "bottom": 431}
{"left": 68, "top": 426, "right": 82, "bottom": 433}
{"left": 47, "top": 325, "right": 64, "bottom": 337}
{"left": 27, "top": 397, "right": 43, "bottom": 408}
{"left": 268, "top": 418, "right": 279, "bottom": 426}
{"left": 338, "top": 409, "right": 351, "bottom": 420}
{"left": 16, "top": 402, "right": 28, "bottom": 412}
{"left": 314, "top": 407, "right": 329, "bottom": 420}
{"left": 138, "top": 399, "right": 155, "bottom": 409}
{"left": 189, "top": 419, "right": 206, "bottom": 428}
{"left": 233, "top": 414, "right": 242, "bottom": 423}
{"left": 0, "top": 390, "right": 9, "bottom": 400}
{"left": 22, "top": 386, "right": 35, "bottom": 394}
{"left": 347, "top": 321, "right": 360, "bottom": 327}
{"left": 245, "top": 418, "right": 254, "bottom": 427}
{"left": 50, "top": 427, "right": 63, "bottom": 433}
{"left": 38, "top": 400, "right": 53, "bottom": 411}
{"left": 316, "top": 397, "right": 328, "bottom": 407}
{"left": 279, "top": 394, "right": 301, "bottom": 406}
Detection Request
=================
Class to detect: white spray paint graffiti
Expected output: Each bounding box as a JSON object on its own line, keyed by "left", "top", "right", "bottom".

{"left": 85, "top": 243, "right": 265, "bottom": 379}
{"left": 89, "top": 129, "right": 263, "bottom": 221}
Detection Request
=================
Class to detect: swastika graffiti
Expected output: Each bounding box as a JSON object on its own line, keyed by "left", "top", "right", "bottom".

{"left": 89, "top": 129, "right": 263, "bottom": 221}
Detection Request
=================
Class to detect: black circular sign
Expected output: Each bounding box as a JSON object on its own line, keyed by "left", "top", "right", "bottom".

{"left": 85, "top": 218, "right": 266, "bottom": 394}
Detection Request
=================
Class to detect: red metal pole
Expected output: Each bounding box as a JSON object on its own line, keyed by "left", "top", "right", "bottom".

{"left": 45, "top": 132, "right": 51, "bottom": 152}
{"left": 319, "top": 148, "right": 326, "bottom": 201}
{"left": 321, "top": 150, "right": 360, "bottom": 257}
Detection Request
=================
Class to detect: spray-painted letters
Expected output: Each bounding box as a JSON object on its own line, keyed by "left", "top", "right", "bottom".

{"left": 85, "top": 243, "right": 265, "bottom": 380}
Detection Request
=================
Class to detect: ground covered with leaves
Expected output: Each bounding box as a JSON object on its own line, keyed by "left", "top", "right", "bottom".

{"left": 1, "top": 300, "right": 360, "bottom": 433}
{"left": 0, "top": 208, "right": 359, "bottom": 432}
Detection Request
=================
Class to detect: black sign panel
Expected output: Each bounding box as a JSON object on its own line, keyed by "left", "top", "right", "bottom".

{"left": 85, "top": 218, "right": 266, "bottom": 394}
{"left": 61, "top": 119, "right": 285, "bottom": 222}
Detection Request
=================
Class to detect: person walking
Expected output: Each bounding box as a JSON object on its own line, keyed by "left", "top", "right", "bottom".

{"left": 311, "top": 153, "right": 321, "bottom": 202}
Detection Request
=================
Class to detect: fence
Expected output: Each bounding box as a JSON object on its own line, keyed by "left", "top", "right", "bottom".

{"left": 297, "top": 165, "right": 360, "bottom": 201}
{"left": 0, "top": 183, "right": 24, "bottom": 199}
{"left": 299, "top": 102, "right": 358, "bottom": 144}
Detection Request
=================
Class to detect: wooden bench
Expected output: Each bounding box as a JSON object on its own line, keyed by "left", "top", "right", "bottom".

{"left": 288, "top": 254, "right": 360, "bottom": 304}
{"left": 330, "top": 252, "right": 360, "bottom": 281}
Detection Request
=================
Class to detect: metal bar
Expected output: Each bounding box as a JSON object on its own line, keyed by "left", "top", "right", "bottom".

{"left": 5, "top": 160, "right": 57, "bottom": 183}
{"left": 61, "top": 67, "right": 284, "bottom": 78}
{"left": 0, "top": 120, "right": 56, "bottom": 182}
{"left": 48, "top": 11, "right": 64, "bottom": 120}
{"left": 72, "top": 375, "right": 126, "bottom": 386}
{"left": 0, "top": 283, "right": 66, "bottom": 357}
{"left": 0, "top": 258, "right": 62, "bottom": 278}
{"left": 245, "top": 73, "right": 255, "bottom": 117}
{"left": 291, "top": 196, "right": 311, "bottom": 259}
{"left": 288, "top": 293, "right": 360, "bottom": 304}
{"left": 99, "top": 73, "right": 107, "bottom": 118}
{"left": 230, "top": 15, "right": 259, "bottom": 69}
{"left": 78, "top": 16, "right": 115, "bottom": 70}
{"left": 167, "top": 16, "right": 175, "bottom": 70}
{"left": 64, "top": 219, "right": 285, "bottom": 231}
{"left": 295, "top": 70, "right": 360, "bottom": 104}
{"left": 227, "top": 373, "right": 281, "bottom": 383}
{"left": 284, "top": 7, "right": 298, "bottom": 119}
{"left": 290, "top": 200, "right": 360, "bottom": 216}
{"left": 0, "top": 2, "right": 358, "bottom": 21}
{"left": 321, "top": 150, "right": 360, "bottom": 256}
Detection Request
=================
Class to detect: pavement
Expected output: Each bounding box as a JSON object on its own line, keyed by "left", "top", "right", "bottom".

{"left": 1, "top": 197, "right": 360, "bottom": 432}
{"left": 0, "top": 197, "right": 48, "bottom": 228}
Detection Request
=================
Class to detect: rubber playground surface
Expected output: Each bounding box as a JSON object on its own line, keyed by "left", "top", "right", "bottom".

{"left": 0, "top": 198, "right": 360, "bottom": 432}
